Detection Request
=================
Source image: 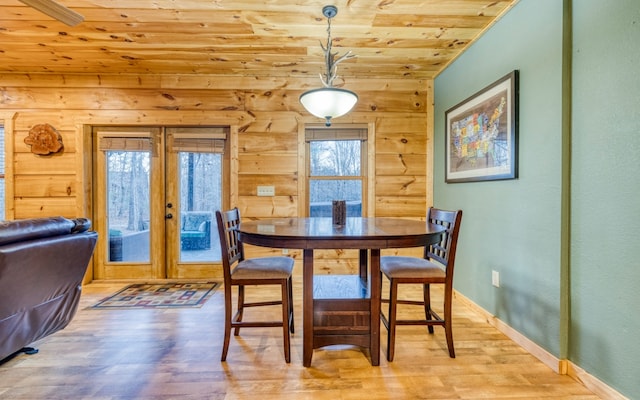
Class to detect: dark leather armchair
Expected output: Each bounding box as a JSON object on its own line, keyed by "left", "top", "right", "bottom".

{"left": 0, "top": 217, "right": 98, "bottom": 362}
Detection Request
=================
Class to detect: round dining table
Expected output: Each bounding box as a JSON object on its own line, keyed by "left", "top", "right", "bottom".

{"left": 238, "top": 217, "right": 445, "bottom": 367}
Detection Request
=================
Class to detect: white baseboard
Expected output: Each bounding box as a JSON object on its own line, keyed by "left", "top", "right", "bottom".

{"left": 454, "top": 290, "right": 628, "bottom": 400}
{"left": 566, "top": 362, "right": 629, "bottom": 400}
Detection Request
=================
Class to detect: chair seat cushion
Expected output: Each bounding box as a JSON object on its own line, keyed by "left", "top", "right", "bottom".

{"left": 380, "top": 256, "right": 445, "bottom": 279}
{"left": 232, "top": 256, "right": 294, "bottom": 280}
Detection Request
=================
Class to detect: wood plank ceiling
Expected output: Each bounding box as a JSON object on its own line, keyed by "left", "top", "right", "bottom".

{"left": 0, "top": 0, "right": 516, "bottom": 81}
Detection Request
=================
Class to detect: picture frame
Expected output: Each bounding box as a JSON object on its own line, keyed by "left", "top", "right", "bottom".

{"left": 445, "top": 70, "right": 519, "bottom": 183}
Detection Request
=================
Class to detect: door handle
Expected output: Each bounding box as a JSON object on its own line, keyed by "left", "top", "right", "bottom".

{"left": 166, "top": 213, "right": 173, "bottom": 219}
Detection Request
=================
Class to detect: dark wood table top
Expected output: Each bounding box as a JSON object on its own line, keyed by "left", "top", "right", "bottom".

{"left": 238, "top": 217, "right": 445, "bottom": 249}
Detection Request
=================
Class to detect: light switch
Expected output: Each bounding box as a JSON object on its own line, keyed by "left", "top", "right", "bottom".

{"left": 257, "top": 185, "right": 275, "bottom": 196}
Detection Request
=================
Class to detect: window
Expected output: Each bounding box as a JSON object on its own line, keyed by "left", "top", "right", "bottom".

{"left": 168, "top": 128, "right": 226, "bottom": 262}
{"left": 306, "top": 127, "right": 367, "bottom": 217}
{"left": 98, "top": 132, "right": 153, "bottom": 262}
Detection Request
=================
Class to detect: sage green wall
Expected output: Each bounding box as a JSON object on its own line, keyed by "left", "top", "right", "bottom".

{"left": 435, "top": 0, "right": 640, "bottom": 398}
{"left": 571, "top": 1, "right": 640, "bottom": 398}
{"left": 434, "top": 0, "right": 564, "bottom": 356}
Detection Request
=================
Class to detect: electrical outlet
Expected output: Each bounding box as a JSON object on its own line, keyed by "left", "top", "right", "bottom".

{"left": 492, "top": 270, "right": 500, "bottom": 287}
{"left": 257, "top": 185, "right": 275, "bottom": 196}
{"left": 282, "top": 249, "right": 289, "bottom": 255}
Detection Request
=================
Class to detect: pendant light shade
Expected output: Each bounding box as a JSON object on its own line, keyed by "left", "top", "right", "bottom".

{"left": 299, "top": 87, "right": 358, "bottom": 126}
{"left": 299, "top": 5, "right": 357, "bottom": 126}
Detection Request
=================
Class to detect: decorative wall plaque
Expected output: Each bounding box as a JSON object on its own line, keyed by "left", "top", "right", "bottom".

{"left": 24, "top": 123, "right": 64, "bottom": 155}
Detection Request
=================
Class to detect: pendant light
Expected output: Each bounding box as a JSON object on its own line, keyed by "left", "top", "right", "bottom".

{"left": 299, "top": 5, "right": 358, "bottom": 127}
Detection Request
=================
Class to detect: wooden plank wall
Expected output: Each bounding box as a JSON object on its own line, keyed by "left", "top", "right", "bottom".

{"left": 0, "top": 73, "right": 433, "bottom": 275}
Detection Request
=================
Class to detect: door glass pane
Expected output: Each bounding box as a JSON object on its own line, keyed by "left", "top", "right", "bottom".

{"left": 178, "top": 152, "right": 222, "bottom": 262}
{"left": 107, "top": 151, "right": 150, "bottom": 262}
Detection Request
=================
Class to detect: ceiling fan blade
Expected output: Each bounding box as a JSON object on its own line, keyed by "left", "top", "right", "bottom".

{"left": 19, "top": 0, "right": 84, "bottom": 26}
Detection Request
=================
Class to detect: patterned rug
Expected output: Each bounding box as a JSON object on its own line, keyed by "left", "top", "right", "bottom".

{"left": 90, "top": 282, "right": 220, "bottom": 309}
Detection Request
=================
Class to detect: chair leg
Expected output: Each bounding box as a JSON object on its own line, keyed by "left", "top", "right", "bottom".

{"left": 424, "top": 283, "right": 434, "bottom": 334}
{"left": 386, "top": 280, "right": 398, "bottom": 362}
{"left": 281, "top": 281, "right": 291, "bottom": 363}
{"left": 221, "top": 292, "right": 232, "bottom": 362}
{"left": 234, "top": 285, "right": 245, "bottom": 336}
{"left": 444, "top": 286, "right": 455, "bottom": 358}
{"left": 288, "top": 276, "right": 295, "bottom": 334}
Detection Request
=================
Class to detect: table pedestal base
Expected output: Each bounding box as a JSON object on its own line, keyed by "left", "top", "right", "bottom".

{"left": 303, "top": 248, "right": 381, "bottom": 368}
{"left": 313, "top": 276, "right": 371, "bottom": 350}
{"left": 305, "top": 273, "right": 378, "bottom": 366}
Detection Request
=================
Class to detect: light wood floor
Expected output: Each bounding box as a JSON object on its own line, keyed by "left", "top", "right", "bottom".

{"left": 0, "top": 281, "right": 600, "bottom": 400}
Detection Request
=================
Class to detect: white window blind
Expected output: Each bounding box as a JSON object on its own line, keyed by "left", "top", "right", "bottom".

{"left": 305, "top": 128, "right": 367, "bottom": 142}
{"left": 97, "top": 131, "right": 152, "bottom": 152}
{"left": 167, "top": 127, "right": 227, "bottom": 154}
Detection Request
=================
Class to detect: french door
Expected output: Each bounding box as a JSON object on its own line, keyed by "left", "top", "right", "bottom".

{"left": 92, "top": 126, "right": 228, "bottom": 280}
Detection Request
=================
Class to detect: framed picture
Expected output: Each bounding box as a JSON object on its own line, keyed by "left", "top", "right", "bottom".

{"left": 445, "top": 70, "right": 519, "bottom": 183}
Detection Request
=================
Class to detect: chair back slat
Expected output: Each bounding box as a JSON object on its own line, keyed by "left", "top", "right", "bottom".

{"left": 425, "top": 207, "right": 463, "bottom": 275}
{"left": 215, "top": 208, "right": 245, "bottom": 283}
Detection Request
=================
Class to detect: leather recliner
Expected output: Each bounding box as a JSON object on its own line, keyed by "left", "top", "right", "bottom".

{"left": 0, "top": 216, "right": 98, "bottom": 362}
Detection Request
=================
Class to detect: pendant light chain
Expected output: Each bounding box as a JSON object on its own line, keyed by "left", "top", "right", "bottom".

{"left": 323, "top": 15, "right": 334, "bottom": 87}
{"left": 299, "top": 5, "right": 358, "bottom": 126}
